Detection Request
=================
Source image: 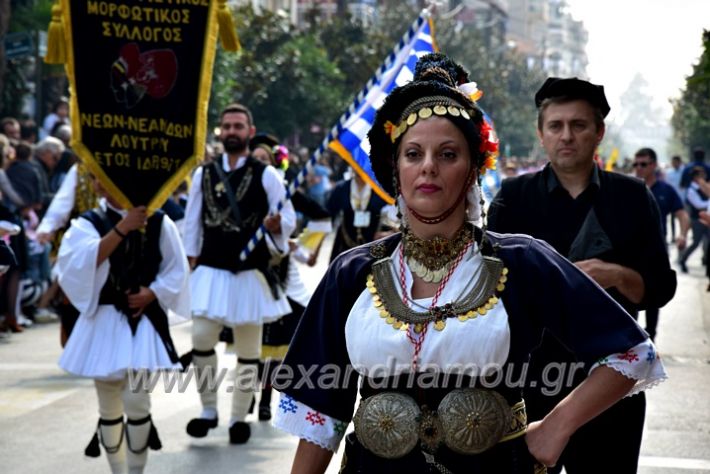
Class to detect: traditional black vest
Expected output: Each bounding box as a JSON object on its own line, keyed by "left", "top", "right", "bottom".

{"left": 688, "top": 185, "right": 708, "bottom": 220}
{"left": 198, "top": 158, "right": 272, "bottom": 273}
{"left": 80, "top": 207, "right": 178, "bottom": 363}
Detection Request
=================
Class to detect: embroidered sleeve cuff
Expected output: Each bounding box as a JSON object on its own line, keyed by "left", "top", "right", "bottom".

{"left": 272, "top": 393, "right": 349, "bottom": 452}
{"left": 590, "top": 338, "right": 667, "bottom": 397}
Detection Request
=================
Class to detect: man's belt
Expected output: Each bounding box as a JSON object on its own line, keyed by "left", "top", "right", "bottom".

{"left": 353, "top": 388, "right": 527, "bottom": 460}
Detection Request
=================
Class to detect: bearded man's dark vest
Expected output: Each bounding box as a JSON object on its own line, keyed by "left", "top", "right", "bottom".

{"left": 198, "top": 158, "right": 273, "bottom": 275}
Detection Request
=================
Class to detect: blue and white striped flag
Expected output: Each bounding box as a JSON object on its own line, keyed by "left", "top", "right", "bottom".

{"left": 239, "top": 10, "right": 436, "bottom": 261}
{"left": 328, "top": 14, "right": 437, "bottom": 204}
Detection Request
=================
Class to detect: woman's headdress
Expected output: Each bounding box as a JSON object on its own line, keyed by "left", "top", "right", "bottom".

{"left": 368, "top": 53, "right": 499, "bottom": 197}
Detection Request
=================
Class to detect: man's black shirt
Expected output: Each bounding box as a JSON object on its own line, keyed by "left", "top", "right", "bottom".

{"left": 488, "top": 163, "right": 676, "bottom": 315}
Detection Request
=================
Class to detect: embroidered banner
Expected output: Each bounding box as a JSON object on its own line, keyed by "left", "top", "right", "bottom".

{"left": 49, "top": 0, "right": 235, "bottom": 211}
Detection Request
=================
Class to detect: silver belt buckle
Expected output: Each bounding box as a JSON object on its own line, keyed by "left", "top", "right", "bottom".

{"left": 354, "top": 388, "right": 513, "bottom": 459}
{"left": 438, "top": 388, "right": 512, "bottom": 454}
{"left": 353, "top": 392, "right": 420, "bottom": 459}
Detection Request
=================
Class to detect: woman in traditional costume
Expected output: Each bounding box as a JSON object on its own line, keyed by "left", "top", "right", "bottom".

{"left": 274, "top": 53, "right": 665, "bottom": 473}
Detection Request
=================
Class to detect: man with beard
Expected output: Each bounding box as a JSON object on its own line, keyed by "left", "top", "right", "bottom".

{"left": 182, "top": 103, "right": 296, "bottom": 444}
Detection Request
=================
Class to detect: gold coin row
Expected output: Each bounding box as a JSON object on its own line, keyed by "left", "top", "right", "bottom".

{"left": 365, "top": 267, "right": 509, "bottom": 333}
{"left": 389, "top": 105, "right": 474, "bottom": 142}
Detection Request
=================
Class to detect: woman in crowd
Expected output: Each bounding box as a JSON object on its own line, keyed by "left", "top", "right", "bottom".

{"left": 273, "top": 53, "right": 665, "bottom": 473}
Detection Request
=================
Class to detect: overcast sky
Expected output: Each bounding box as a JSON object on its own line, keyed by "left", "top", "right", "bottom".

{"left": 565, "top": 0, "right": 709, "bottom": 121}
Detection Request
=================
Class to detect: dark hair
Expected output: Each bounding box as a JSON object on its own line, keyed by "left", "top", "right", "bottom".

{"left": 53, "top": 97, "right": 69, "bottom": 113}
{"left": 21, "top": 119, "right": 38, "bottom": 141}
{"left": 220, "top": 103, "right": 253, "bottom": 126}
{"left": 692, "top": 146, "right": 706, "bottom": 162}
{"left": 14, "top": 142, "right": 32, "bottom": 161}
{"left": 634, "top": 147, "right": 657, "bottom": 163}
{"left": 671, "top": 155, "right": 682, "bottom": 162}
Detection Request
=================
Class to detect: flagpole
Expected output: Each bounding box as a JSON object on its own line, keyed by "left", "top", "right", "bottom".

{"left": 238, "top": 7, "right": 434, "bottom": 262}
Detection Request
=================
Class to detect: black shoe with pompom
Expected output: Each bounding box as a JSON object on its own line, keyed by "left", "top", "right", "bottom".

{"left": 186, "top": 417, "right": 218, "bottom": 438}
{"left": 229, "top": 421, "right": 251, "bottom": 444}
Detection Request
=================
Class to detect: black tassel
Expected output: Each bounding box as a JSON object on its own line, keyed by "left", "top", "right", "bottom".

{"left": 148, "top": 423, "right": 162, "bottom": 450}
{"left": 84, "top": 431, "right": 101, "bottom": 457}
{"left": 178, "top": 350, "right": 193, "bottom": 371}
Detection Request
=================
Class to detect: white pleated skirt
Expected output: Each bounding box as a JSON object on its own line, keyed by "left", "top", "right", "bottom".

{"left": 285, "top": 261, "right": 313, "bottom": 308}
{"left": 190, "top": 266, "right": 291, "bottom": 326}
{"left": 59, "top": 305, "right": 179, "bottom": 380}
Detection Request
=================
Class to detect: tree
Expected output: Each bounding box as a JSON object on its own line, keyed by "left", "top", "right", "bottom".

{"left": 672, "top": 30, "right": 710, "bottom": 154}
{"left": 0, "top": 0, "right": 10, "bottom": 103}
{"left": 210, "top": 5, "right": 347, "bottom": 146}
{"left": 1, "top": 0, "right": 60, "bottom": 120}
{"left": 432, "top": 11, "right": 545, "bottom": 158}
{"left": 315, "top": 14, "right": 392, "bottom": 97}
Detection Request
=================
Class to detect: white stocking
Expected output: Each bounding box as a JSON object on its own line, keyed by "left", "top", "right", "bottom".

{"left": 123, "top": 380, "right": 151, "bottom": 474}
{"left": 191, "top": 317, "right": 222, "bottom": 414}
{"left": 230, "top": 323, "right": 262, "bottom": 425}
{"left": 94, "top": 379, "right": 127, "bottom": 473}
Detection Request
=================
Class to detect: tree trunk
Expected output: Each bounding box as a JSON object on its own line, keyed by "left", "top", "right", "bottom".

{"left": 0, "top": 0, "right": 11, "bottom": 107}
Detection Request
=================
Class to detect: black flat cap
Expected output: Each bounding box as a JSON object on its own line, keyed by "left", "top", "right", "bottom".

{"left": 250, "top": 133, "right": 279, "bottom": 150}
{"left": 535, "top": 77, "right": 610, "bottom": 118}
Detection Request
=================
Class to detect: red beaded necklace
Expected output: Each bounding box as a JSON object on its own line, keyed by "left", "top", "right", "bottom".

{"left": 398, "top": 239, "right": 472, "bottom": 370}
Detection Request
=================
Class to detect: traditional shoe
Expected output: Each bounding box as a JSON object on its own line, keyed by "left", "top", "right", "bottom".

{"left": 258, "top": 406, "right": 271, "bottom": 421}
{"left": 185, "top": 417, "right": 218, "bottom": 438}
{"left": 228, "top": 422, "right": 251, "bottom": 444}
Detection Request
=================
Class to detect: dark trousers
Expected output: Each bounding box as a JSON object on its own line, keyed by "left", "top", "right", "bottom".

{"left": 644, "top": 307, "right": 659, "bottom": 341}
{"left": 680, "top": 218, "right": 709, "bottom": 264}
{"left": 525, "top": 335, "right": 645, "bottom": 474}
{"left": 550, "top": 393, "right": 646, "bottom": 474}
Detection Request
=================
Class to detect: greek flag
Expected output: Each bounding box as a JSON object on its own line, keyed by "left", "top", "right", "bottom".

{"left": 239, "top": 11, "right": 436, "bottom": 261}
{"left": 328, "top": 14, "right": 437, "bottom": 204}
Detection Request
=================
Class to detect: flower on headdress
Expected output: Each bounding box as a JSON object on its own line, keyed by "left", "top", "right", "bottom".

{"left": 274, "top": 145, "right": 289, "bottom": 170}
{"left": 479, "top": 121, "right": 499, "bottom": 153}
{"left": 480, "top": 154, "right": 497, "bottom": 174}
{"left": 458, "top": 82, "right": 483, "bottom": 102}
{"left": 478, "top": 120, "right": 499, "bottom": 175}
{"left": 384, "top": 120, "right": 397, "bottom": 142}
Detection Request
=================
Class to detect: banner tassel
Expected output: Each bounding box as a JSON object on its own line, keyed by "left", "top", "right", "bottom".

{"left": 45, "top": 2, "right": 66, "bottom": 64}
{"left": 217, "top": 0, "right": 241, "bottom": 52}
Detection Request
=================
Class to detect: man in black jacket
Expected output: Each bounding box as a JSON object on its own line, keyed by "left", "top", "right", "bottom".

{"left": 488, "top": 77, "right": 676, "bottom": 473}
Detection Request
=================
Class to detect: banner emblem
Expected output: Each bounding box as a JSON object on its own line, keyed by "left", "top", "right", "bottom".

{"left": 49, "top": 0, "right": 237, "bottom": 211}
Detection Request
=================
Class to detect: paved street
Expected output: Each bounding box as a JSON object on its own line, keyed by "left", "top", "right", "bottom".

{"left": 1, "top": 247, "right": 709, "bottom": 473}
